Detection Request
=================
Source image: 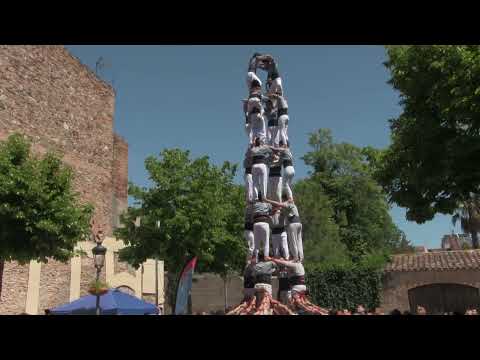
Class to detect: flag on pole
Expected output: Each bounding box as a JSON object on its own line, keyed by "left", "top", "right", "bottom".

{"left": 174, "top": 257, "right": 197, "bottom": 315}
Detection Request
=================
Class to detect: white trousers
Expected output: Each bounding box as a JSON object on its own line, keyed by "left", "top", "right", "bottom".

{"left": 252, "top": 163, "right": 268, "bottom": 200}
{"left": 268, "top": 126, "right": 280, "bottom": 147}
{"left": 287, "top": 222, "right": 303, "bottom": 262}
{"left": 244, "top": 230, "right": 254, "bottom": 258}
{"left": 283, "top": 165, "right": 295, "bottom": 199}
{"left": 244, "top": 173, "right": 254, "bottom": 202}
{"left": 268, "top": 77, "right": 283, "bottom": 96}
{"left": 255, "top": 283, "right": 272, "bottom": 295}
{"left": 272, "top": 231, "right": 289, "bottom": 259}
{"left": 253, "top": 222, "right": 270, "bottom": 258}
{"left": 250, "top": 113, "right": 266, "bottom": 144}
{"left": 267, "top": 176, "right": 282, "bottom": 203}
{"left": 246, "top": 71, "right": 262, "bottom": 89}
{"left": 278, "top": 114, "right": 289, "bottom": 145}
{"left": 291, "top": 285, "right": 307, "bottom": 295}
{"left": 245, "top": 122, "right": 253, "bottom": 144}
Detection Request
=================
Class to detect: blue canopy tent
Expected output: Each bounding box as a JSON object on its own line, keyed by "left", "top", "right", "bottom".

{"left": 48, "top": 289, "right": 159, "bottom": 315}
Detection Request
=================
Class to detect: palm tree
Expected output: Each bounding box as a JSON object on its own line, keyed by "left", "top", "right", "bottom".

{"left": 452, "top": 195, "right": 480, "bottom": 249}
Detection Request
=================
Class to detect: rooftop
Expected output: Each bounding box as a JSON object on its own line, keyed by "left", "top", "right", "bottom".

{"left": 385, "top": 249, "right": 480, "bottom": 272}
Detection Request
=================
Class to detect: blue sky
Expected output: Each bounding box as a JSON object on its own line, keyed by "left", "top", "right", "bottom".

{"left": 67, "top": 45, "right": 459, "bottom": 248}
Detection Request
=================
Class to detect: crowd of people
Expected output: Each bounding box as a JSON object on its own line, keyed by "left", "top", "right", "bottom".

{"left": 195, "top": 305, "right": 480, "bottom": 315}
{"left": 327, "top": 305, "right": 480, "bottom": 315}
{"left": 224, "top": 53, "right": 328, "bottom": 315}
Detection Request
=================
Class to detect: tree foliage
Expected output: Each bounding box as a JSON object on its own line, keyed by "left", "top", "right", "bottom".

{"left": 305, "top": 261, "right": 384, "bottom": 311}
{"left": 0, "top": 134, "right": 93, "bottom": 263}
{"left": 294, "top": 178, "right": 349, "bottom": 265}
{"left": 377, "top": 45, "right": 480, "bottom": 223}
{"left": 295, "top": 129, "right": 405, "bottom": 265}
{"left": 391, "top": 232, "right": 415, "bottom": 254}
{"left": 451, "top": 194, "right": 480, "bottom": 248}
{"left": 115, "top": 149, "right": 246, "bottom": 311}
{"left": 115, "top": 148, "right": 246, "bottom": 277}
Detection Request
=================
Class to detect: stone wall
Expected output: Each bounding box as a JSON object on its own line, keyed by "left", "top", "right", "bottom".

{"left": 38, "top": 260, "right": 71, "bottom": 314}
{"left": 114, "top": 253, "right": 136, "bottom": 277}
{"left": 112, "top": 134, "right": 128, "bottom": 228}
{"left": 79, "top": 256, "right": 106, "bottom": 298}
{"left": 0, "top": 262, "right": 30, "bottom": 314}
{"left": 191, "top": 274, "right": 245, "bottom": 313}
{"left": 381, "top": 269, "right": 480, "bottom": 312}
{"left": 0, "top": 45, "right": 124, "bottom": 236}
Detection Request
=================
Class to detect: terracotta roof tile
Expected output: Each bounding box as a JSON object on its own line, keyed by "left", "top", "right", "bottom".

{"left": 385, "top": 250, "right": 480, "bottom": 272}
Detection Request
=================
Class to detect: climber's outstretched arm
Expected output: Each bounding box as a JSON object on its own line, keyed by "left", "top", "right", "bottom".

{"left": 267, "top": 257, "right": 293, "bottom": 268}
{"left": 264, "top": 198, "right": 286, "bottom": 208}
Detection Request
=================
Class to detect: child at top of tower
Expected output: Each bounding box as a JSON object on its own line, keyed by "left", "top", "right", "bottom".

{"left": 244, "top": 54, "right": 267, "bottom": 146}
{"left": 246, "top": 53, "right": 263, "bottom": 97}
{"left": 256, "top": 54, "right": 283, "bottom": 96}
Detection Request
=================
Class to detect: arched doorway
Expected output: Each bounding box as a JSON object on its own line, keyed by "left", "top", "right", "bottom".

{"left": 408, "top": 283, "right": 480, "bottom": 314}
{"left": 116, "top": 285, "right": 135, "bottom": 296}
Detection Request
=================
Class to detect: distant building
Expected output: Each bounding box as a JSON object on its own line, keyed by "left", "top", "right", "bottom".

{"left": 441, "top": 234, "right": 473, "bottom": 250}
{"left": 383, "top": 249, "right": 480, "bottom": 314}
{"left": 413, "top": 246, "right": 428, "bottom": 253}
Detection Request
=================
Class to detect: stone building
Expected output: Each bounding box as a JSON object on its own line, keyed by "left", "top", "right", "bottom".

{"left": 441, "top": 233, "right": 472, "bottom": 250}
{"left": 382, "top": 249, "right": 480, "bottom": 314}
{"left": 0, "top": 46, "right": 164, "bottom": 314}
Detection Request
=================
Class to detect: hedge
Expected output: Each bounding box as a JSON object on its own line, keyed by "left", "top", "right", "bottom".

{"left": 305, "top": 263, "right": 384, "bottom": 311}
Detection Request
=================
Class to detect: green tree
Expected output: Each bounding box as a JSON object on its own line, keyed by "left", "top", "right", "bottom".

{"left": 293, "top": 178, "right": 349, "bottom": 266}
{"left": 297, "top": 129, "right": 403, "bottom": 264}
{"left": 377, "top": 45, "right": 480, "bottom": 223}
{"left": 391, "top": 232, "right": 414, "bottom": 254}
{"left": 0, "top": 134, "right": 93, "bottom": 264}
{"left": 114, "top": 149, "right": 246, "bottom": 311}
{"left": 451, "top": 194, "right": 480, "bottom": 248}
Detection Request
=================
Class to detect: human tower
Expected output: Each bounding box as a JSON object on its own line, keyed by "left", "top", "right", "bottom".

{"left": 227, "top": 54, "right": 328, "bottom": 315}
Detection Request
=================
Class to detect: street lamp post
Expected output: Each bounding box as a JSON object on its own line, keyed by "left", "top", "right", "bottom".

{"left": 92, "top": 237, "right": 106, "bottom": 315}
